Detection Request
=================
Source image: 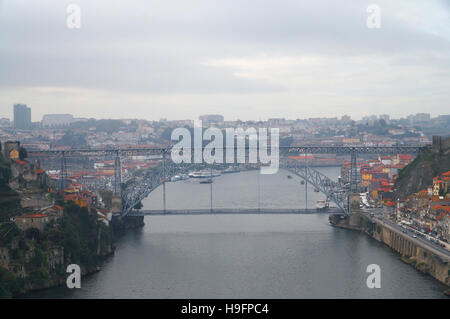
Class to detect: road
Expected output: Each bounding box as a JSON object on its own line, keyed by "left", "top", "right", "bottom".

{"left": 360, "top": 208, "right": 450, "bottom": 261}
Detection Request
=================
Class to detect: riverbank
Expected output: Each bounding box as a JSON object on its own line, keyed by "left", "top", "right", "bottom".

{"left": 19, "top": 216, "right": 146, "bottom": 297}
{"left": 329, "top": 212, "right": 450, "bottom": 290}
{"left": 0, "top": 212, "right": 146, "bottom": 298}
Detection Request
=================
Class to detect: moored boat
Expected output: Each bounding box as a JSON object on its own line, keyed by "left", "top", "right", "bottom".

{"left": 189, "top": 170, "right": 221, "bottom": 178}
{"left": 221, "top": 166, "right": 240, "bottom": 174}
{"left": 316, "top": 199, "right": 329, "bottom": 210}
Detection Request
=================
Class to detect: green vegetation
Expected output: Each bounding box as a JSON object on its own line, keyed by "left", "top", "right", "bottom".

{"left": 44, "top": 200, "right": 114, "bottom": 270}
{"left": 70, "top": 119, "right": 131, "bottom": 134}
{"left": 56, "top": 131, "right": 88, "bottom": 148}
{"left": 0, "top": 152, "right": 20, "bottom": 221}
{"left": 394, "top": 145, "right": 450, "bottom": 199}
{"left": 0, "top": 147, "right": 116, "bottom": 298}
{"left": 397, "top": 151, "right": 450, "bottom": 185}
{"left": 0, "top": 199, "right": 115, "bottom": 298}
{"left": 0, "top": 266, "right": 23, "bottom": 298}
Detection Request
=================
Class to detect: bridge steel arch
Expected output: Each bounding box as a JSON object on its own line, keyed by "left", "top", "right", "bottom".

{"left": 284, "top": 163, "right": 348, "bottom": 214}
{"left": 27, "top": 145, "right": 426, "bottom": 217}
{"left": 122, "top": 160, "right": 350, "bottom": 217}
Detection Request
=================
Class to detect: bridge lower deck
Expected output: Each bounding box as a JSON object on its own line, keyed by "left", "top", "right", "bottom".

{"left": 123, "top": 207, "right": 343, "bottom": 216}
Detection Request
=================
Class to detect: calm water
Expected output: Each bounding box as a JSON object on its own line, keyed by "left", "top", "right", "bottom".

{"left": 26, "top": 168, "right": 448, "bottom": 298}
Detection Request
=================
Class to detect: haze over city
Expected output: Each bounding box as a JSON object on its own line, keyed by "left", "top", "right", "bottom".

{"left": 1, "top": 0, "right": 450, "bottom": 121}
{"left": 2, "top": 0, "right": 450, "bottom": 305}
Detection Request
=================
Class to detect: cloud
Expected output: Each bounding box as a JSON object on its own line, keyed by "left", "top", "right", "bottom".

{"left": 0, "top": 0, "right": 449, "bottom": 120}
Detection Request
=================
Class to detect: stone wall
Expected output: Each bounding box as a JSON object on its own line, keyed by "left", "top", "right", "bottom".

{"left": 330, "top": 212, "right": 450, "bottom": 287}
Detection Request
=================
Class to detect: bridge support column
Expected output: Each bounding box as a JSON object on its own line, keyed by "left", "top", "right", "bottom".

{"left": 112, "top": 195, "right": 122, "bottom": 215}
{"left": 114, "top": 151, "right": 121, "bottom": 196}
{"left": 350, "top": 149, "right": 358, "bottom": 193}
{"left": 210, "top": 167, "right": 213, "bottom": 213}
{"left": 349, "top": 193, "right": 360, "bottom": 214}
{"left": 257, "top": 163, "right": 261, "bottom": 212}
{"left": 59, "top": 151, "right": 67, "bottom": 190}
{"left": 163, "top": 150, "right": 167, "bottom": 213}
{"left": 304, "top": 150, "right": 308, "bottom": 210}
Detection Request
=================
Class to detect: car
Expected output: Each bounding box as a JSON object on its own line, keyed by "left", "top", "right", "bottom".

{"left": 413, "top": 235, "right": 417, "bottom": 238}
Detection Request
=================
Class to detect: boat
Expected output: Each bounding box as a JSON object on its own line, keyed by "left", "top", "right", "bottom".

{"left": 200, "top": 178, "right": 213, "bottom": 184}
{"left": 316, "top": 199, "right": 329, "bottom": 210}
{"left": 189, "top": 170, "right": 221, "bottom": 178}
{"left": 221, "top": 166, "right": 240, "bottom": 174}
{"left": 170, "top": 174, "right": 189, "bottom": 182}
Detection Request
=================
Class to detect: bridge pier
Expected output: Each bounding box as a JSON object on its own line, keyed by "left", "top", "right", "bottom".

{"left": 112, "top": 195, "right": 122, "bottom": 215}
{"left": 349, "top": 193, "right": 360, "bottom": 212}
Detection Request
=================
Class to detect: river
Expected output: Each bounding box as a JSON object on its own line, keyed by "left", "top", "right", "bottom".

{"left": 26, "top": 168, "right": 448, "bottom": 298}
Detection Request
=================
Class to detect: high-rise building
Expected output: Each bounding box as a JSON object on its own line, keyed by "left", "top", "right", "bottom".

{"left": 13, "top": 103, "right": 31, "bottom": 129}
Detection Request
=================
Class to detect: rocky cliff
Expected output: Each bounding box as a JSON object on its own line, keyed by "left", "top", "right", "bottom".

{"left": 394, "top": 136, "right": 450, "bottom": 200}
{"left": 0, "top": 202, "right": 116, "bottom": 298}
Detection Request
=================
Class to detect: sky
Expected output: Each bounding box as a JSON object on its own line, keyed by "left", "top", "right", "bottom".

{"left": 0, "top": 0, "right": 449, "bottom": 122}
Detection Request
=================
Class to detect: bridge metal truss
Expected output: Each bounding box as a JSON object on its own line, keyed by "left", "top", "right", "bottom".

{"left": 27, "top": 145, "right": 426, "bottom": 217}
{"left": 285, "top": 146, "right": 424, "bottom": 155}
{"left": 122, "top": 159, "right": 349, "bottom": 217}
{"left": 28, "top": 145, "right": 425, "bottom": 158}
{"left": 284, "top": 161, "right": 348, "bottom": 214}
{"left": 121, "top": 160, "right": 200, "bottom": 217}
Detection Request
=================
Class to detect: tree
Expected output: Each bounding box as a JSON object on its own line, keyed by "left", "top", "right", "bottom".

{"left": 25, "top": 228, "right": 40, "bottom": 241}
{"left": 19, "top": 147, "right": 27, "bottom": 160}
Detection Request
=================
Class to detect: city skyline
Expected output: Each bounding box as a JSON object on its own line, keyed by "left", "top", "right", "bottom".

{"left": 1, "top": 0, "right": 450, "bottom": 121}
{"left": 1, "top": 0, "right": 449, "bottom": 303}
{"left": 0, "top": 103, "right": 448, "bottom": 124}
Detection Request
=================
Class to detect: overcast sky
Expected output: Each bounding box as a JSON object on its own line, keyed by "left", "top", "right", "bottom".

{"left": 0, "top": 0, "right": 449, "bottom": 121}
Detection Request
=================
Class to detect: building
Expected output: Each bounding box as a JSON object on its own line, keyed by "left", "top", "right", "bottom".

{"left": 42, "top": 114, "right": 74, "bottom": 127}
{"left": 379, "top": 114, "right": 390, "bottom": 124}
{"left": 2, "top": 141, "right": 20, "bottom": 160}
{"left": 413, "top": 113, "right": 431, "bottom": 124}
{"left": 199, "top": 114, "right": 224, "bottom": 124}
{"left": 13, "top": 104, "right": 31, "bottom": 129}
{"left": 13, "top": 205, "right": 63, "bottom": 232}
{"left": 340, "top": 115, "right": 352, "bottom": 124}
{"left": 0, "top": 118, "right": 10, "bottom": 127}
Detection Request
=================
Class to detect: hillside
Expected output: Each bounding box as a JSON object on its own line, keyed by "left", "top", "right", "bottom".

{"left": 394, "top": 136, "right": 450, "bottom": 199}
{"left": 0, "top": 150, "right": 20, "bottom": 221}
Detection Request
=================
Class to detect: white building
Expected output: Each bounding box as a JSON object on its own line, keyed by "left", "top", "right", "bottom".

{"left": 42, "top": 114, "right": 74, "bottom": 127}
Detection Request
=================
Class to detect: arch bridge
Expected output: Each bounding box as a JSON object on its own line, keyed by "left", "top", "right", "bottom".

{"left": 28, "top": 145, "right": 426, "bottom": 217}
